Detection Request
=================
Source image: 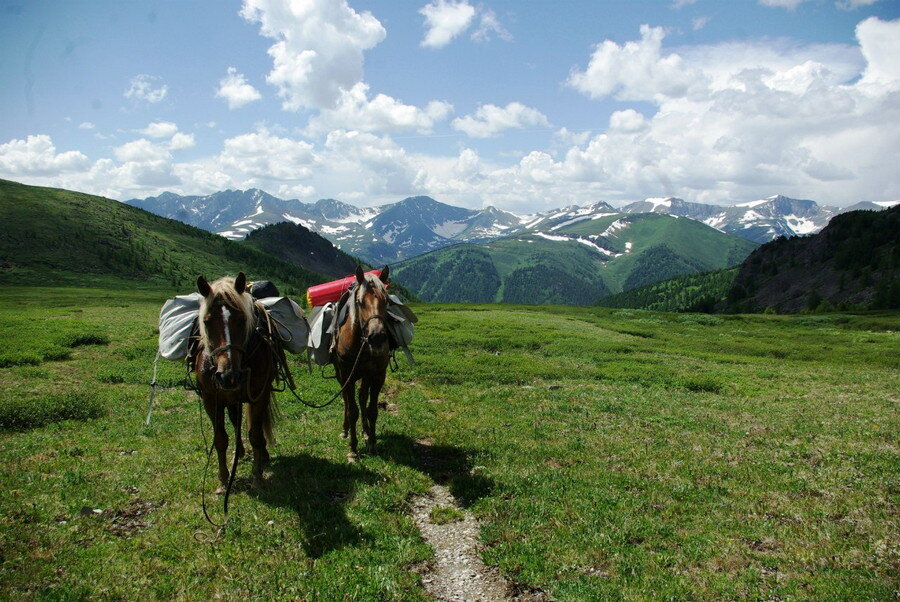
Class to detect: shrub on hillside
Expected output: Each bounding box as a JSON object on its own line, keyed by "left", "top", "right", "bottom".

{"left": 0, "top": 390, "right": 106, "bottom": 430}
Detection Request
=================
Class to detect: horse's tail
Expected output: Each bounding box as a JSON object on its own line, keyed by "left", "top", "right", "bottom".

{"left": 246, "top": 392, "right": 279, "bottom": 447}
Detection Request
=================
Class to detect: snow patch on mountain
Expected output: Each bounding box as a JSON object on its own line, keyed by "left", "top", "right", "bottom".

{"left": 575, "top": 237, "right": 617, "bottom": 256}
{"left": 601, "top": 219, "right": 628, "bottom": 237}
{"left": 735, "top": 199, "right": 770, "bottom": 208}
{"left": 282, "top": 214, "right": 316, "bottom": 230}
{"left": 550, "top": 215, "right": 591, "bottom": 230}
{"left": 704, "top": 214, "right": 728, "bottom": 230}
{"left": 645, "top": 197, "right": 673, "bottom": 211}
{"left": 740, "top": 210, "right": 764, "bottom": 223}
{"left": 432, "top": 220, "right": 468, "bottom": 238}
{"left": 534, "top": 232, "right": 571, "bottom": 242}
{"left": 784, "top": 214, "right": 817, "bottom": 235}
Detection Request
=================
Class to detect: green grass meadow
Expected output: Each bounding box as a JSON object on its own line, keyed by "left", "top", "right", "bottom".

{"left": 0, "top": 286, "right": 897, "bottom": 599}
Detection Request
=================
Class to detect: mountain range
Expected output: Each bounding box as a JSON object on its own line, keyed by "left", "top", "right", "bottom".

{"left": 127, "top": 189, "right": 896, "bottom": 265}
{"left": 390, "top": 211, "right": 757, "bottom": 305}
{"left": 128, "top": 191, "right": 521, "bottom": 265}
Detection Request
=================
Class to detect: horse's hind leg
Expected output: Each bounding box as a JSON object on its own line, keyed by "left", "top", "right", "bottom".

{"left": 227, "top": 403, "right": 245, "bottom": 462}
{"left": 204, "top": 396, "right": 230, "bottom": 494}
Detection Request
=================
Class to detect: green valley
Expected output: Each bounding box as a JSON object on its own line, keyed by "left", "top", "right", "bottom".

{"left": 393, "top": 213, "right": 757, "bottom": 305}
{"left": 0, "top": 286, "right": 896, "bottom": 599}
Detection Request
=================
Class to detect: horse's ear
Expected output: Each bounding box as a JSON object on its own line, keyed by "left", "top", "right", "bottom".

{"left": 380, "top": 265, "right": 390, "bottom": 283}
{"left": 234, "top": 272, "right": 247, "bottom": 295}
{"left": 197, "top": 276, "right": 212, "bottom": 298}
{"left": 355, "top": 265, "right": 365, "bottom": 285}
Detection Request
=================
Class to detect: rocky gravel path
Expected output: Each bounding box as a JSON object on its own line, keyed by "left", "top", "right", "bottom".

{"left": 411, "top": 485, "right": 547, "bottom": 601}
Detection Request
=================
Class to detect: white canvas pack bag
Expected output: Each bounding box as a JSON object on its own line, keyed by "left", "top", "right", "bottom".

{"left": 157, "top": 292, "right": 203, "bottom": 361}
{"left": 256, "top": 296, "right": 309, "bottom": 354}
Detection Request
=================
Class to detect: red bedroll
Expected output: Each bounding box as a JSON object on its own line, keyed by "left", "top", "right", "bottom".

{"left": 306, "top": 269, "right": 385, "bottom": 307}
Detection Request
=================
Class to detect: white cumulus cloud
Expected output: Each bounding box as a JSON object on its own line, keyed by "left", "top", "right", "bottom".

{"left": 306, "top": 82, "right": 452, "bottom": 135}
{"left": 216, "top": 67, "right": 262, "bottom": 109}
{"left": 567, "top": 25, "right": 697, "bottom": 101}
{"left": 124, "top": 74, "right": 168, "bottom": 103}
{"left": 759, "top": 0, "right": 806, "bottom": 8}
{"left": 419, "top": 0, "right": 476, "bottom": 48}
{"left": 240, "top": 0, "right": 385, "bottom": 111}
{"left": 168, "top": 132, "right": 195, "bottom": 151}
{"left": 856, "top": 16, "right": 900, "bottom": 90}
{"left": 692, "top": 16, "right": 710, "bottom": 31}
{"left": 139, "top": 121, "right": 179, "bottom": 138}
{"left": 609, "top": 109, "right": 648, "bottom": 133}
{"left": 837, "top": 0, "right": 880, "bottom": 8}
{"left": 0, "top": 135, "right": 89, "bottom": 176}
{"left": 452, "top": 102, "right": 550, "bottom": 138}
{"left": 470, "top": 9, "right": 511, "bottom": 43}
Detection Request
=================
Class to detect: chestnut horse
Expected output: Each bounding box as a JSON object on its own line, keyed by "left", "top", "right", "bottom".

{"left": 195, "top": 272, "right": 276, "bottom": 492}
{"left": 333, "top": 265, "right": 391, "bottom": 462}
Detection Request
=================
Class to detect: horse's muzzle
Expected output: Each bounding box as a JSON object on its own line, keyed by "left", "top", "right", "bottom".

{"left": 215, "top": 369, "right": 248, "bottom": 391}
{"left": 366, "top": 330, "right": 388, "bottom": 349}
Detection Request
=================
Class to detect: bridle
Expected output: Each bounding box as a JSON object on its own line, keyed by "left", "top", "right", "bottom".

{"left": 203, "top": 298, "right": 262, "bottom": 394}
{"left": 353, "top": 283, "right": 390, "bottom": 347}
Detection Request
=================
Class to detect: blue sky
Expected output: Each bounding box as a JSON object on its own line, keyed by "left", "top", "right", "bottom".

{"left": 1, "top": 0, "right": 898, "bottom": 212}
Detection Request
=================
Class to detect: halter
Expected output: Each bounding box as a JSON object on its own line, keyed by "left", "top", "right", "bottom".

{"left": 352, "top": 281, "right": 389, "bottom": 345}
{"left": 208, "top": 343, "right": 246, "bottom": 357}
{"left": 202, "top": 299, "right": 260, "bottom": 393}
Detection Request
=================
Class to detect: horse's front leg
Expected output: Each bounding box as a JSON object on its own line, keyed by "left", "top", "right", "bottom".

{"left": 365, "top": 371, "right": 385, "bottom": 455}
{"left": 227, "top": 403, "right": 245, "bottom": 462}
{"left": 342, "top": 385, "right": 360, "bottom": 463}
{"left": 204, "top": 396, "right": 229, "bottom": 494}
{"left": 358, "top": 380, "right": 371, "bottom": 450}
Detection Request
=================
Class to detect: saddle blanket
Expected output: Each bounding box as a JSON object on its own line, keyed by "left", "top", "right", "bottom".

{"left": 306, "top": 294, "right": 417, "bottom": 366}
{"left": 157, "top": 293, "right": 309, "bottom": 360}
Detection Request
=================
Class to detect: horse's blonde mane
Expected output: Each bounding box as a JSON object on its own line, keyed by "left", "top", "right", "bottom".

{"left": 198, "top": 276, "right": 254, "bottom": 349}
{"left": 348, "top": 273, "right": 388, "bottom": 327}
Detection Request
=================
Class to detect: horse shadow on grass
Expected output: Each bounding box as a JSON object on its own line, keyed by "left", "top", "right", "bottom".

{"left": 376, "top": 432, "right": 494, "bottom": 509}
{"left": 254, "top": 453, "right": 378, "bottom": 558}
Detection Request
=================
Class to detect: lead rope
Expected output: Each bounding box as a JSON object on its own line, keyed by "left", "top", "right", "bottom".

{"left": 197, "top": 386, "right": 242, "bottom": 541}
{"left": 145, "top": 352, "right": 161, "bottom": 425}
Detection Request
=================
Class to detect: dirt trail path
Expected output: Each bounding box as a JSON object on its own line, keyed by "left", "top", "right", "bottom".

{"left": 411, "top": 485, "right": 547, "bottom": 601}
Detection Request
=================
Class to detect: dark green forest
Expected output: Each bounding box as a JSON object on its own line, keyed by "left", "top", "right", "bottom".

{"left": 598, "top": 268, "right": 737, "bottom": 312}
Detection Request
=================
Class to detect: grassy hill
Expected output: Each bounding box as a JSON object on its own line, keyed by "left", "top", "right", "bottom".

{"left": 724, "top": 206, "right": 899, "bottom": 313}
{"left": 393, "top": 213, "right": 757, "bottom": 305}
{"left": 0, "top": 179, "right": 327, "bottom": 296}
{"left": 242, "top": 221, "right": 361, "bottom": 279}
{"left": 0, "top": 285, "right": 896, "bottom": 599}
{"left": 597, "top": 267, "right": 738, "bottom": 312}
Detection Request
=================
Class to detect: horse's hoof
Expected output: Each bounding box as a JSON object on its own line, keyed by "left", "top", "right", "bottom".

{"left": 340, "top": 431, "right": 348, "bottom": 439}
{"left": 347, "top": 452, "right": 358, "bottom": 464}
{"left": 214, "top": 485, "right": 227, "bottom": 495}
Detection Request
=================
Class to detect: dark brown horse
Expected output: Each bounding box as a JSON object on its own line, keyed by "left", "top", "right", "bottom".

{"left": 333, "top": 265, "right": 391, "bottom": 462}
{"left": 195, "top": 272, "right": 276, "bottom": 491}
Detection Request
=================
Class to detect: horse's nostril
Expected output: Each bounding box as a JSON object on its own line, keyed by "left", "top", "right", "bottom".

{"left": 215, "top": 371, "right": 240, "bottom": 390}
